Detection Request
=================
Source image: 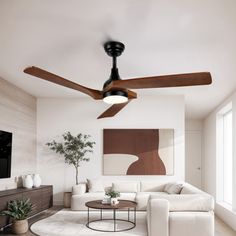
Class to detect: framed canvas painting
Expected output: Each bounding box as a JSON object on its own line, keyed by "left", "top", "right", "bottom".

{"left": 103, "top": 129, "right": 174, "bottom": 175}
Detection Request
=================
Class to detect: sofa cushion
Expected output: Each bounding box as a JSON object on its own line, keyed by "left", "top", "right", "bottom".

{"left": 164, "top": 183, "right": 183, "bottom": 194}
{"left": 119, "top": 193, "right": 136, "bottom": 201}
{"left": 180, "top": 183, "right": 204, "bottom": 194}
{"left": 140, "top": 181, "right": 167, "bottom": 192}
{"left": 72, "top": 184, "right": 86, "bottom": 195}
{"left": 87, "top": 179, "right": 104, "bottom": 193}
{"left": 169, "top": 211, "right": 214, "bottom": 236}
{"left": 136, "top": 192, "right": 150, "bottom": 211}
{"left": 71, "top": 192, "right": 105, "bottom": 211}
{"left": 112, "top": 182, "right": 138, "bottom": 193}
{"left": 136, "top": 192, "right": 168, "bottom": 211}
{"left": 150, "top": 194, "right": 214, "bottom": 211}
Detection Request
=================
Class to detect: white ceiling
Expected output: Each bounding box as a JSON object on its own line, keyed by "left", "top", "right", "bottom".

{"left": 1, "top": 0, "right": 236, "bottom": 119}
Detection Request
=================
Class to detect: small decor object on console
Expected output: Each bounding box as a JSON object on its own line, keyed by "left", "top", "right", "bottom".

{"left": 105, "top": 190, "right": 120, "bottom": 205}
{"left": 46, "top": 132, "right": 95, "bottom": 185}
{"left": 33, "top": 174, "right": 42, "bottom": 188}
{"left": 0, "top": 198, "right": 33, "bottom": 234}
{"left": 23, "top": 175, "right": 33, "bottom": 189}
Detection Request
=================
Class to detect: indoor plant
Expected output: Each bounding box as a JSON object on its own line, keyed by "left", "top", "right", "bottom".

{"left": 0, "top": 198, "right": 33, "bottom": 234}
{"left": 106, "top": 190, "right": 121, "bottom": 205}
{"left": 46, "top": 132, "right": 95, "bottom": 185}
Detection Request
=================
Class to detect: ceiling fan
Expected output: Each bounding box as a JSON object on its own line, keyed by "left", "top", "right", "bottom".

{"left": 24, "top": 41, "right": 212, "bottom": 119}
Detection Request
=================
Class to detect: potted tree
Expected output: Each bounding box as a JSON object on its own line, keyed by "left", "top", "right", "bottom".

{"left": 46, "top": 132, "right": 95, "bottom": 185}
{"left": 0, "top": 198, "right": 33, "bottom": 234}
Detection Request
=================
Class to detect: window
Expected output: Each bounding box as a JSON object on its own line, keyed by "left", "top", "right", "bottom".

{"left": 217, "top": 103, "right": 233, "bottom": 206}
{"left": 222, "top": 110, "right": 232, "bottom": 205}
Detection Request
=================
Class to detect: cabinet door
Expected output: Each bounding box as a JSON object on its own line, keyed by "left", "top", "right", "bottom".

{"left": 22, "top": 189, "right": 42, "bottom": 216}
{"left": 42, "top": 186, "right": 53, "bottom": 210}
{"left": 0, "top": 193, "right": 22, "bottom": 228}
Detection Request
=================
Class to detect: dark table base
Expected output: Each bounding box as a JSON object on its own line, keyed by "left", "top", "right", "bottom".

{"left": 86, "top": 208, "right": 136, "bottom": 232}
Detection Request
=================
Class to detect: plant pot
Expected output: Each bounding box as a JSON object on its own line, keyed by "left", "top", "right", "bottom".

{"left": 12, "top": 219, "right": 29, "bottom": 234}
{"left": 111, "top": 198, "right": 119, "bottom": 205}
{"left": 63, "top": 192, "right": 72, "bottom": 208}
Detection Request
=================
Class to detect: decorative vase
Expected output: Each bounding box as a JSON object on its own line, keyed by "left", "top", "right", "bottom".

{"left": 24, "top": 175, "right": 33, "bottom": 189}
{"left": 111, "top": 198, "right": 119, "bottom": 205}
{"left": 12, "top": 219, "right": 28, "bottom": 234}
{"left": 33, "top": 174, "right": 41, "bottom": 188}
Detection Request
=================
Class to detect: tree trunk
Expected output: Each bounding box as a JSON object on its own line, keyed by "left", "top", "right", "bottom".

{"left": 75, "top": 166, "right": 79, "bottom": 185}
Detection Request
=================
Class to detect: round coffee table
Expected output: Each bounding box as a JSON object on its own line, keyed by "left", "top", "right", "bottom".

{"left": 85, "top": 200, "right": 137, "bottom": 232}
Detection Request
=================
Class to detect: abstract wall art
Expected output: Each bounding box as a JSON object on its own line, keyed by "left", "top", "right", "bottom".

{"left": 103, "top": 129, "right": 174, "bottom": 175}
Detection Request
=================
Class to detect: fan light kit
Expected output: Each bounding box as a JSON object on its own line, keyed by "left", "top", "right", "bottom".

{"left": 103, "top": 90, "right": 128, "bottom": 104}
{"left": 24, "top": 40, "right": 212, "bottom": 119}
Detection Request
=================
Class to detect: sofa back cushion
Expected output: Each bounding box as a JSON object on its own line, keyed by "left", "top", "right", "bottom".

{"left": 87, "top": 179, "right": 104, "bottom": 192}
{"left": 164, "top": 183, "right": 183, "bottom": 194}
{"left": 112, "top": 182, "right": 139, "bottom": 193}
{"left": 180, "top": 183, "right": 203, "bottom": 194}
{"left": 72, "top": 183, "right": 86, "bottom": 195}
{"left": 150, "top": 194, "right": 214, "bottom": 211}
{"left": 140, "top": 181, "right": 167, "bottom": 192}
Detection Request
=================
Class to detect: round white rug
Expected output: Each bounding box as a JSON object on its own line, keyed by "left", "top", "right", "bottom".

{"left": 30, "top": 209, "right": 147, "bottom": 236}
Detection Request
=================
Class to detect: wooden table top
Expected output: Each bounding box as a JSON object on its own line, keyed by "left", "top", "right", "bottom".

{"left": 85, "top": 200, "right": 137, "bottom": 209}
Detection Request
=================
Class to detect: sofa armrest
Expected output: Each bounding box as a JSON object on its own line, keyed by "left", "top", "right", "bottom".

{"left": 72, "top": 183, "right": 86, "bottom": 195}
{"left": 150, "top": 194, "right": 214, "bottom": 212}
{"left": 147, "top": 199, "right": 169, "bottom": 236}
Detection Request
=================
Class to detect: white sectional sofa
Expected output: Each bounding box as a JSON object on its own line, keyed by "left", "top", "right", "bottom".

{"left": 71, "top": 181, "right": 214, "bottom": 236}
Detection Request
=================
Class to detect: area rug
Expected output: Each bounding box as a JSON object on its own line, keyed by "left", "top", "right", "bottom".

{"left": 30, "top": 209, "right": 147, "bottom": 236}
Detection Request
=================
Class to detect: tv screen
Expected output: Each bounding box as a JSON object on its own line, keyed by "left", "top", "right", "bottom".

{"left": 0, "top": 130, "right": 12, "bottom": 178}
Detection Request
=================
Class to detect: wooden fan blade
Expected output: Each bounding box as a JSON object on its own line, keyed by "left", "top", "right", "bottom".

{"left": 24, "top": 66, "right": 103, "bottom": 100}
{"left": 127, "top": 90, "right": 137, "bottom": 99}
{"left": 106, "top": 72, "right": 212, "bottom": 90}
{"left": 97, "top": 101, "right": 130, "bottom": 119}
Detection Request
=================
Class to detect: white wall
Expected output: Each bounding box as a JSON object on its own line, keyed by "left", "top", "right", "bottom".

{"left": 0, "top": 78, "right": 37, "bottom": 190}
{"left": 37, "top": 95, "right": 185, "bottom": 204}
{"left": 203, "top": 90, "right": 236, "bottom": 231}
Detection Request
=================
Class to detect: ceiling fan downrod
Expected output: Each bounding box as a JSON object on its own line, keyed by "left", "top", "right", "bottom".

{"left": 103, "top": 41, "right": 125, "bottom": 89}
{"left": 102, "top": 41, "right": 128, "bottom": 104}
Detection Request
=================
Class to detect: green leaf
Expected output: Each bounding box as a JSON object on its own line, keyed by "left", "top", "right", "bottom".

{"left": 0, "top": 199, "right": 32, "bottom": 220}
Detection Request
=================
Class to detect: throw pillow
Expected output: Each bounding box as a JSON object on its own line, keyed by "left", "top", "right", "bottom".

{"left": 87, "top": 179, "right": 104, "bottom": 192}
{"left": 164, "top": 183, "right": 183, "bottom": 194}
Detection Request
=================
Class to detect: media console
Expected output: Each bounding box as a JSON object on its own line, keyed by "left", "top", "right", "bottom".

{"left": 0, "top": 185, "right": 53, "bottom": 229}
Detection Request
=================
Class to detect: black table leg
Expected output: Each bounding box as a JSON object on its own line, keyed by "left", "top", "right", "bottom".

{"left": 114, "top": 209, "right": 116, "bottom": 232}
{"left": 87, "top": 207, "right": 90, "bottom": 227}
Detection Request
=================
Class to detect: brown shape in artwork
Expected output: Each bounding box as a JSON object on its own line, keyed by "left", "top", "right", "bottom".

{"left": 103, "top": 129, "right": 166, "bottom": 175}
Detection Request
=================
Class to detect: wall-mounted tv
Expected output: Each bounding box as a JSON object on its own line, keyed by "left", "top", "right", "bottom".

{"left": 0, "top": 130, "right": 12, "bottom": 178}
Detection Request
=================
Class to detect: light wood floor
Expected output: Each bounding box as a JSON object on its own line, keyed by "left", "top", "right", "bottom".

{"left": 1, "top": 208, "right": 236, "bottom": 236}
{"left": 215, "top": 216, "right": 236, "bottom": 236}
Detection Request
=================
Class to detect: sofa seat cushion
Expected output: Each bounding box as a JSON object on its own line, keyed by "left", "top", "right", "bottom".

{"left": 150, "top": 194, "right": 214, "bottom": 211}
{"left": 71, "top": 192, "right": 105, "bottom": 211}
{"left": 169, "top": 211, "right": 214, "bottom": 236}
